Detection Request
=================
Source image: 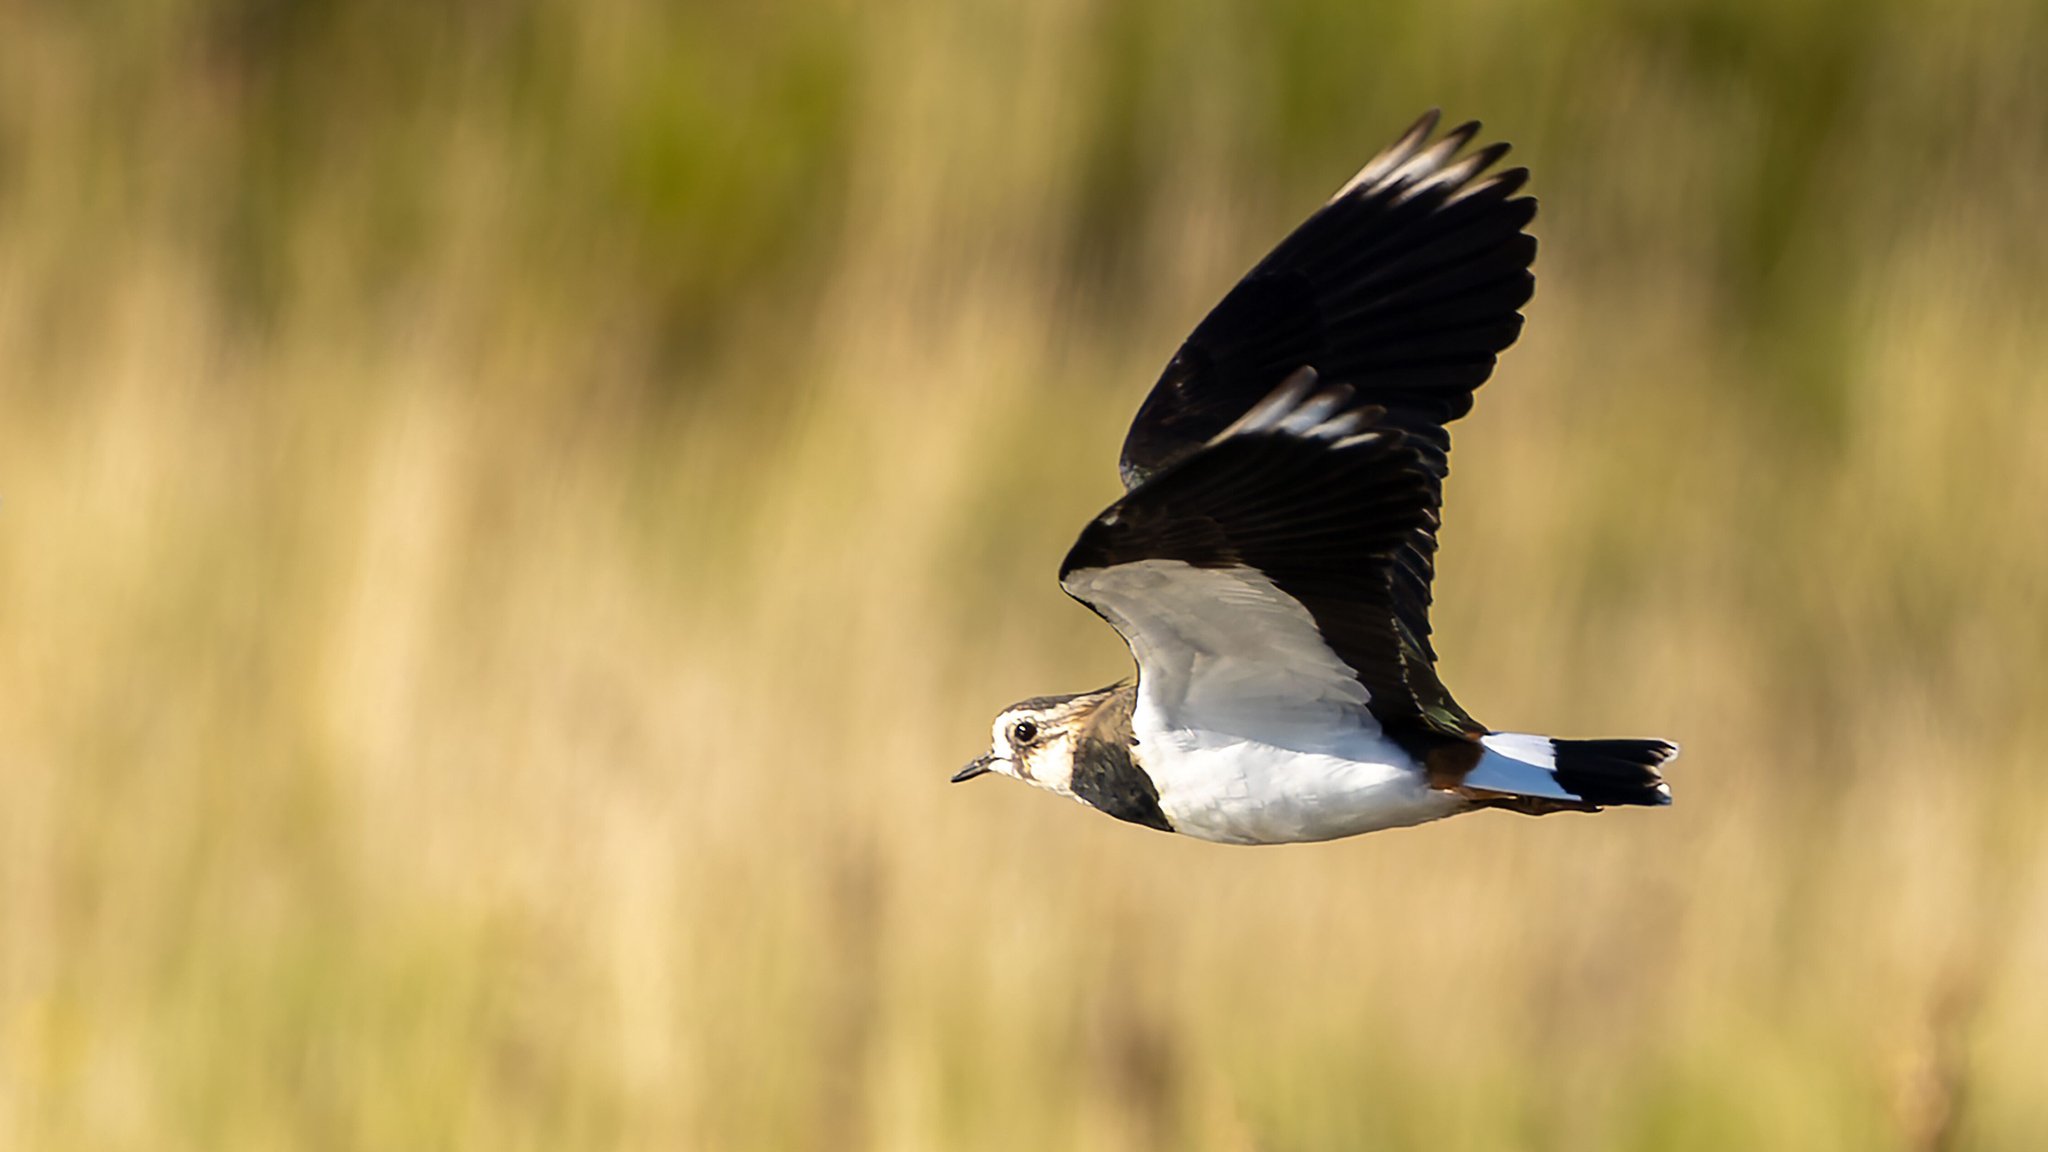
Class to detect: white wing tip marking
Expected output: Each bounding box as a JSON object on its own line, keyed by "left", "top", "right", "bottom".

{"left": 1387, "top": 131, "right": 1469, "bottom": 189}
{"left": 1394, "top": 140, "right": 1508, "bottom": 205}
{"left": 1330, "top": 109, "right": 1442, "bottom": 201}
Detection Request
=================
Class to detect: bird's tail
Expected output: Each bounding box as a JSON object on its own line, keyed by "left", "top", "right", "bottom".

{"left": 1462, "top": 732, "right": 1677, "bottom": 812}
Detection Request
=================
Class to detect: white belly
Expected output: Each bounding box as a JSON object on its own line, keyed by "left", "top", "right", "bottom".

{"left": 1146, "top": 737, "right": 1468, "bottom": 845}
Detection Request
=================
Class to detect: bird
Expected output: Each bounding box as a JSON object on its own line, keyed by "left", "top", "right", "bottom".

{"left": 952, "top": 110, "right": 1678, "bottom": 845}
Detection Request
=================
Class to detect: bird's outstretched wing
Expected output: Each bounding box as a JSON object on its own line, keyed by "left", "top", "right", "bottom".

{"left": 1064, "top": 371, "right": 1477, "bottom": 745}
{"left": 1116, "top": 110, "right": 1535, "bottom": 686}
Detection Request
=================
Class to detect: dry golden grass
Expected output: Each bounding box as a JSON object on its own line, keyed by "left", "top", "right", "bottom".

{"left": 2, "top": 2, "right": 2046, "bottom": 1149}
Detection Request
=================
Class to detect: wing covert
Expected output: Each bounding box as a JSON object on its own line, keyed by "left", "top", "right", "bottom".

{"left": 1065, "top": 373, "right": 1479, "bottom": 740}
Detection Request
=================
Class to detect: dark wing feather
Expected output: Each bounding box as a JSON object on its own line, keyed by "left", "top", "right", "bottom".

{"left": 1116, "top": 110, "right": 1535, "bottom": 688}
{"left": 1067, "top": 376, "right": 1478, "bottom": 735}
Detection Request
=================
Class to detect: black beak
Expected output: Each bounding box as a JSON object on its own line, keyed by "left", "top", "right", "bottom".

{"left": 952, "top": 755, "right": 995, "bottom": 783}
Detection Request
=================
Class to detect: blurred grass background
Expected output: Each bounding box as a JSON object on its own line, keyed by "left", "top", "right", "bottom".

{"left": 3, "top": 0, "right": 2046, "bottom": 1148}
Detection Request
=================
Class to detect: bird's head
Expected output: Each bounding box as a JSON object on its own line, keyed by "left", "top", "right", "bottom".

{"left": 953, "top": 692, "right": 1100, "bottom": 796}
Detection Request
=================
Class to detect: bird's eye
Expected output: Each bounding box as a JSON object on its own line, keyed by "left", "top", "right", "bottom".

{"left": 1011, "top": 720, "right": 1038, "bottom": 745}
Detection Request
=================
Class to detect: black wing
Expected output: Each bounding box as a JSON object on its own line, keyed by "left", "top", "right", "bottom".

{"left": 1065, "top": 373, "right": 1478, "bottom": 737}
{"left": 1117, "top": 110, "right": 1535, "bottom": 691}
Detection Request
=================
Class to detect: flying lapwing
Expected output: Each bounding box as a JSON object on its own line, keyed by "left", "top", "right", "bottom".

{"left": 955, "top": 111, "right": 1677, "bottom": 844}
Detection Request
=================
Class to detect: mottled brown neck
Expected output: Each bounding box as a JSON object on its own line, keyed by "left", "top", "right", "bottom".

{"left": 1072, "top": 682, "right": 1137, "bottom": 745}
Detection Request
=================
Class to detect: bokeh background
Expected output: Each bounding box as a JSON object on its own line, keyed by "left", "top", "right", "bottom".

{"left": 4, "top": 1, "right": 2046, "bottom": 1149}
